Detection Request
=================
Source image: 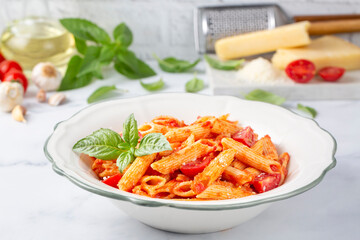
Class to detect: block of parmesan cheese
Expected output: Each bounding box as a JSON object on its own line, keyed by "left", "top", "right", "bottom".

{"left": 215, "top": 21, "right": 311, "bottom": 60}
{"left": 272, "top": 35, "right": 360, "bottom": 70}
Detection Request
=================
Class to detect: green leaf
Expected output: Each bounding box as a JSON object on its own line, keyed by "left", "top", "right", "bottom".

{"left": 245, "top": 89, "right": 286, "bottom": 105}
{"left": 58, "top": 55, "right": 93, "bottom": 91}
{"left": 114, "top": 49, "right": 156, "bottom": 79}
{"left": 154, "top": 54, "right": 200, "bottom": 73}
{"left": 87, "top": 85, "right": 117, "bottom": 103}
{"left": 74, "top": 37, "right": 87, "bottom": 55}
{"left": 297, "top": 104, "right": 317, "bottom": 118}
{"left": 77, "top": 46, "right": 102, "bottom": 79}
{"left": 72, "top": 128, "right": 125, "bottom": 160}
{"left": 122, "top": 113, "right": 139, "bottom": 148}
{"left": 116, "top": 151, "right": 135, "bottom": 173}
{"left": 185, "top": 74, "right": 204, "bottom": 93}
{"left": 135, "top": 133, "right": 172, "bottom": 157}
{"left": 204, "top": 55, "right": 244, "bottom": 71}
{"left": 140, "top": 78, "right": 164, "bottom": 91}
{"left": 60, "top": 18, "right": 111, "bottom": 44}
{"left": 113, "top": 23, "right": 133, "bottom": 47}
{"left": 99, "top": 44, "right": 116, "bottom": 65}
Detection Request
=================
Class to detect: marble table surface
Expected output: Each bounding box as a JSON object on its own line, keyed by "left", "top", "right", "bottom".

{"left": 1, "top": 62, "right": 359, "bottom": 240}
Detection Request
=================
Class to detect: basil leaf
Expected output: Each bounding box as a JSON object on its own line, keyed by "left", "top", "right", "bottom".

{"left": 297, "top": 104, "right": 317, "bottom": 118}
{"left": 73, "top": 128, "right": 125, "bottom": 160}
{"left": 154, "top": 55, "right": 200, "bottom": 73}
{"left": 58, "top": 55, "right": 93, "bottom": 91}
{"left": 123, "top": 113, "right": 139, "bottom": 148}
{"left": 77, "top": 46, "right": 102, "bottom": 79}
{"left": 185, "top": 75, "right": 204, "bottom": 93}
{"left": 116, "top": 151, "right": 135, "bottom": 173}
{"left": 113, "top": 23, "right": 133, "bottom": 47}
{"left": 74, "top": 37, "right": 87, "bottom": 55}
{"left": 114, "top": 49, "right": 156, "bottom": 79}
{"left": 60, "top": 18, "right": 111, "bottom": 44}
{"left": 204, "top": 55, "right": 244, "bottom": 71}
{"left": 118, "top": 142, "right": 131, "bottom": 151}
{"left": 140, "top": 78, "right": 164, "bottom": 91}
{"left": 87, "top": 85, "right": 117, "bottom": 103}
{"left": 135, "top": 133, "right": 172, "bottom": 157}
{"left": 99, "top": 44, "right": 116, "bottom": 65}
{"left": 245, "top": 89, "right": 286, "bottom": 105}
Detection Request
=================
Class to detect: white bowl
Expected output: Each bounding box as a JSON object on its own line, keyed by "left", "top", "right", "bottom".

{"left": 44, "top": 93, "right": 336, "bottom": 234}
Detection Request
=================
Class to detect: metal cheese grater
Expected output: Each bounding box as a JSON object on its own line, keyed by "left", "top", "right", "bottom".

{"left": 194, "top": 4, "right": 360, "bottom": 53}
{"left": 194, "top": 4, "right": 290, "bottom": 53}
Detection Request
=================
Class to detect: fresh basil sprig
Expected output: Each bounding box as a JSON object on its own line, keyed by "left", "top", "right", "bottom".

{"left": 245, "top": 89, "right": 286, "bottom": 105}
{"left": 204, "top": 55, "right": 244, "bottom": 71}
{"left": 154, "top": 54, "right": 200, "bottom": 73}
{"left": 185, "top": 73, "right": 204, "bottom": 93}
{"left": 87, "top": 85, "right": 127, "bottom": 104}
{"left": 140, "top": 78, "right": 165, "bottom": 91}
{"left": 72, "top": 114, "right": 172, "bottom": 172}
{"left": 58, "top": 18, "right": 156, "bottom": 91}
{"left": 297, "top": 104, "right": 317, "bottom": 118}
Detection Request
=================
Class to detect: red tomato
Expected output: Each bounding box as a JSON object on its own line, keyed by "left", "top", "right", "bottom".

{"left": 285, "top": 59, "right": 316, "bottom": 83}
{"left": 102, "top": 173, "right": 122, "bottom": 188}
{"left": 0, "top": 52, "right": 5, "bottom": 63}
{"left": 252, "top": 173, "right": 281, "bottom": 193}
{"left": 232, "top": 126, "right": 257, "bottom": 147}
{"left": 0, "top": 60, "right": 22, "bottom": 75}
{"left": 2, "top": 70, "right": 28, "bottom": 93}
{"left": 180, "top": 155, "right": 212, "bottom": 177}
{"left": 318, "top": 67, "right": 345, "bottom": 82}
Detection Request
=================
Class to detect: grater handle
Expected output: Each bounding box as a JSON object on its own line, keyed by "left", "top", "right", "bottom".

{"left": 308, "top": 19, "right": 360, "bottom": 35}
{"left": 293, "top": 14, "right": 360, "bottom": 22}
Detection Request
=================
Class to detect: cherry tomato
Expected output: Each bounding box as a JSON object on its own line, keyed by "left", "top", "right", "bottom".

{"left": 0, "top": 52, "right": 5, "bottom": 63}
{"left": 180, "top": 155, "right": 212, "bottom": 177}
{"left": 318, "top": 67, "right": 345, "bottom": 82}
{"left": 2, "top": 70, "right": 28, "bottom": 93}
{"left": 252, "top": 173, "right": 281, "bottom": 193}
{"left": 232, "top": 127, "right": 257, "bottom": 147}
{"left": 102, "top": 173, "right": 122, "bottom": 188}
{"left": 0, "top": 60, "right": 22, "bottom": 75}
{"left": 285, "top": 59, "right": 316, "bottom": 83}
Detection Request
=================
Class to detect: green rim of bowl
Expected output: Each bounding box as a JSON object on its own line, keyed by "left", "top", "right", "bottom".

{"left": 44, "top": 93, "right": 337, "bottom": 211}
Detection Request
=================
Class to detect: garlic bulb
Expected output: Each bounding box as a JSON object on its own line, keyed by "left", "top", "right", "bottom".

{"left": 0, "top": 82, "right": 24, "bottom": 112}
{"left": 31, "top": 62, "right": 62, "bottom": 91}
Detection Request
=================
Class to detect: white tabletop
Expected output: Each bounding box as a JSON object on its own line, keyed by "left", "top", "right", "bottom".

{"left": 1, "top": 62, "right": 359, "bottom": 240}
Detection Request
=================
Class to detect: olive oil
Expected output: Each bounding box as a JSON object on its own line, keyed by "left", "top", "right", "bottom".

{"left": 0, "top": 17, "right": 75, "bottom": 71}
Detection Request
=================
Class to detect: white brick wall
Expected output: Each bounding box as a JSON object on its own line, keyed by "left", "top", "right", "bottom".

{"left": 1, "top": 0, "right": 360, "bottom": 59}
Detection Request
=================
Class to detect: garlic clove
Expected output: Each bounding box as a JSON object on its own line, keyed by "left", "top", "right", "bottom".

{"left": 36, "top": 89, "right": 46, "bottom": 102}
{"left": 0, "top": 81, "right": 24, "bottom": 112}
{"left": 31, "top": 62, "right": 62, "bottom": 92}
{"left": 48, "top": 93, "right": 66, "bottom": 106}
{"left": 12, "top": 105, "right": 27, "bottom": 123}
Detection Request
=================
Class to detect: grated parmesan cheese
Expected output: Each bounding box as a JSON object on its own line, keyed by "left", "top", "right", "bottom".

{"left": 236, "top": 57, "right": 292, "bottom": 85}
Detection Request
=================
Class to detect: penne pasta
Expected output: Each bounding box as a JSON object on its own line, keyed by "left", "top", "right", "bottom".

{"left": 138, "top": 122, "right": 169, "bottom": 135}
{"left": 196, "top": 183, "right": 254, "bottom": 200}
{"left": 151, "top": 115, "right": 186, "bottom": 128}
{"left": 151, "top": 140, "right": 214, "bottom": 174}
{"left": 221, "top": 138, "right": 281, "bottom": 174}
{"left": 140, "top": 175, "right": 167, "bottom": 196}
{"left": 211, "top": 118, "right": 241, "bottom": 135}
{"left": 118, "top": 153, "right": 157, "bottom": 192}
{"left": 231, "top": 160, "right": 247, "bottom": 170}
{"left": 279, "top": 152, "right": 290, "bottom": 185}
{"left": 193, "top": 149, "right": 236, "bottom": 193}
{"left": 165, "top": 123, "right": 212, "bottom": 143}
{"left": 173, "top": 181, "right": 197, "bottom": 197}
